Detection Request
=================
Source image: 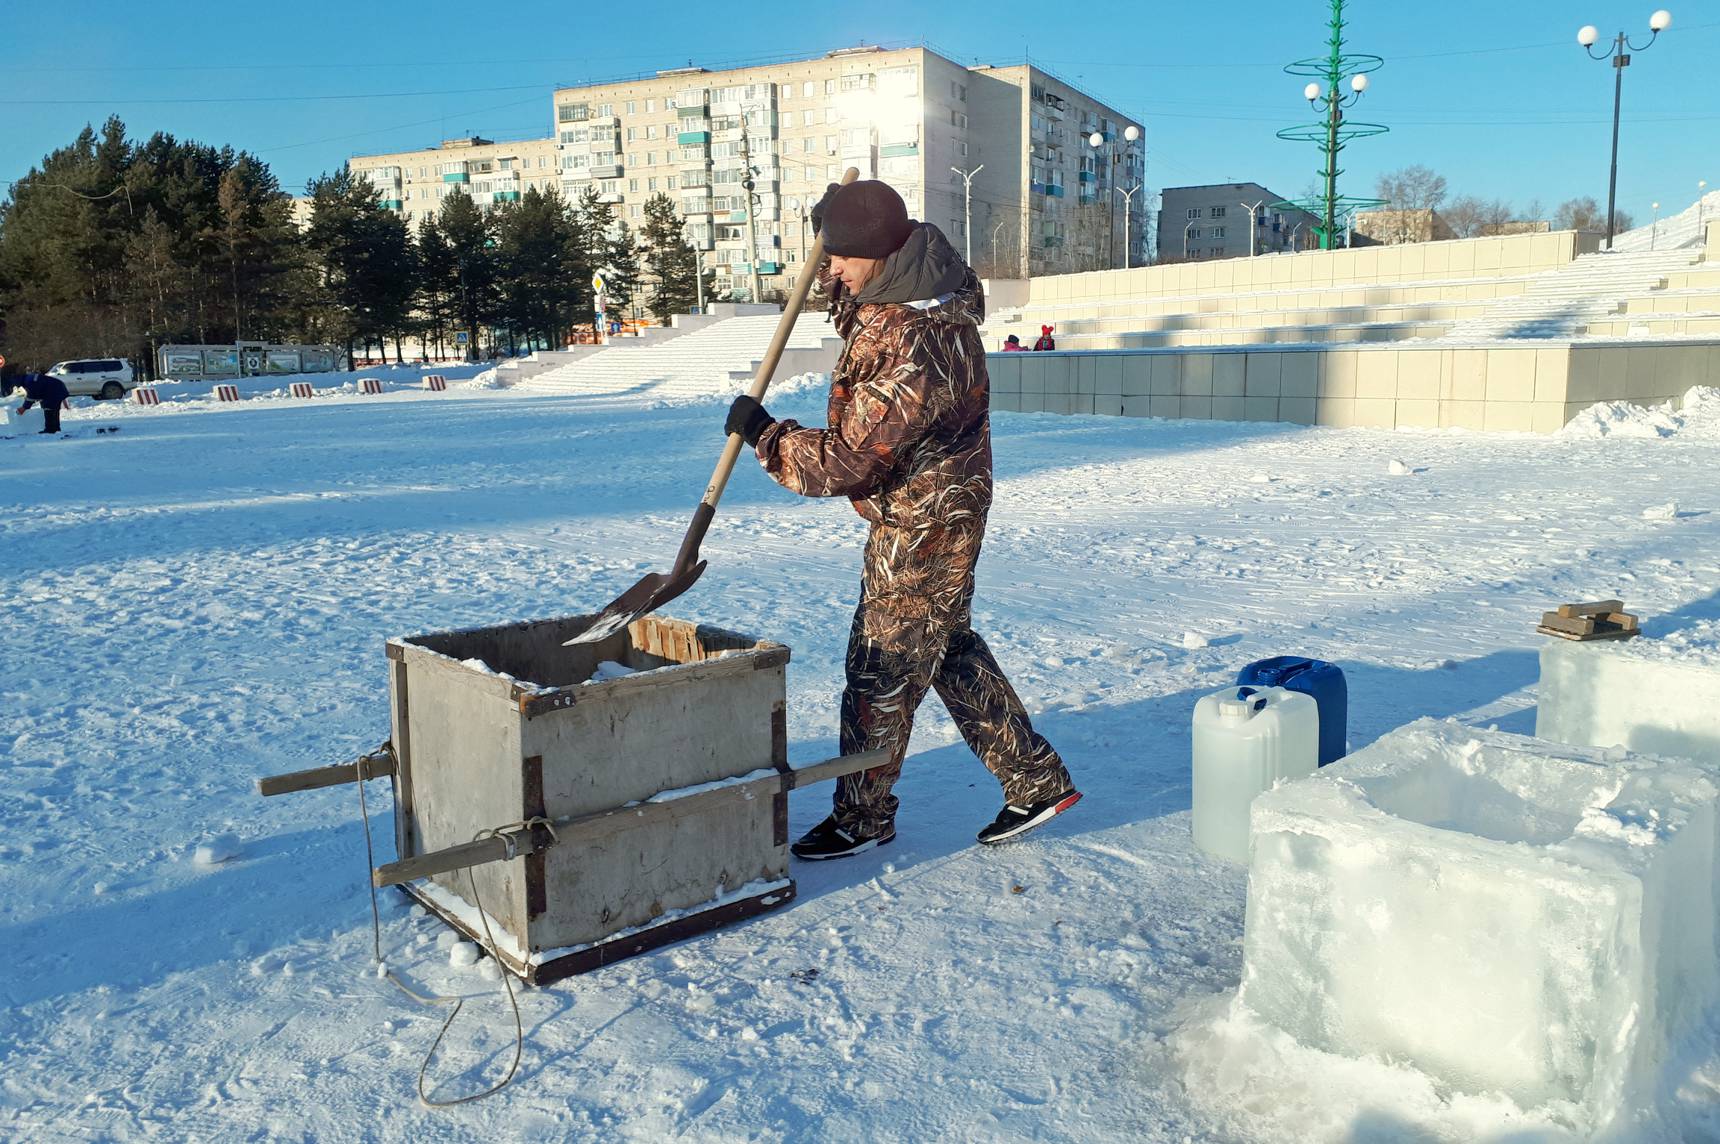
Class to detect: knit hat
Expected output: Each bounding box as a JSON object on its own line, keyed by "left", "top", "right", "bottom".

{"left": 820, "top": 181, "right": 913, "bottom": 259}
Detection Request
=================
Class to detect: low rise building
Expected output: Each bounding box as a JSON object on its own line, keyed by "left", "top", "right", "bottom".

{"left": 1158, "top": 183, "right": 1318, "bottom": 262}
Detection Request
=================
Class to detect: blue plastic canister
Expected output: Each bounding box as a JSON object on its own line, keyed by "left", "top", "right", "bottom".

{"left": 1235, "top": 657, "right": 1347, "bottom": 766}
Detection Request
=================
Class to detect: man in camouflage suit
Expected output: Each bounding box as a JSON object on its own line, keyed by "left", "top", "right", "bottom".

{"left": 725, "top": 180, "right": 1080, "bottom": 860}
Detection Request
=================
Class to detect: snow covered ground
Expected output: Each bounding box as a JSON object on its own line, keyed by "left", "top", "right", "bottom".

{"left": 4, "top": 373, "right": 1720, "bottom": 1142}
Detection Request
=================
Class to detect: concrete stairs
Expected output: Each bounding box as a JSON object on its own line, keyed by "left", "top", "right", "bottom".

{"left": 1442, "top": 247, "right": 1705, "bottom": 340}
{"left": 517, "top": 312, "right": 842, "bottom": 400}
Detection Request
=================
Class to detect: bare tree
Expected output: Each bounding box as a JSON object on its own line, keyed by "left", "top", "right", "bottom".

{"left": 1374, "top": 165, "right": 1449, "bottom": 211}
{"left": 1444, "top": 195, "right": 1486, "bottom": 238}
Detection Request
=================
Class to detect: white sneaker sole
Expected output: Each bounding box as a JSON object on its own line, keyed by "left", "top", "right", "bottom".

{"left": 978, "top": 791, "right": 1083, "bottom": 845}
{"left": 791, "top": 833, "right": 895, "bottom": 861}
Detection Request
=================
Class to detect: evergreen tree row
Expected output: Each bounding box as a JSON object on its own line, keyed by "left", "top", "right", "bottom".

{"left": 0, "top": 118, "right": 719, "bottom": 376}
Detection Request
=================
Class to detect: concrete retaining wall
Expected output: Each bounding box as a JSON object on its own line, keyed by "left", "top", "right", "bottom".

{"left": 987, "top": 341, "right": 1720, "bottom": 434}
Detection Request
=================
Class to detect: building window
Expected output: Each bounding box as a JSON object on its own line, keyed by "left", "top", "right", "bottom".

{"left": 803, "top": 109, "right": 815, "bottom": 126}
{"left": 824, "top": 79, "right": 835, "bottom": 95}
{"left": 804, "top": 136, "right": 816, "bottom": 153}
{"left": 629, "top": 178, "right": 640, "bottom": 192}
{"left": 954, "top": 139, "right": 968, "bottom": 157}
{"left": 1186, "top": 207, "right": 1200, "bottom": 219}
{"left": 646, "top": 99, "right": 655, "bottom": 113}
{"left": 780, "top": 84, "right": 793, "bottom": 100}
{"left": 1189, "top": 228, "right": 1201, "bottom": 239}
{"left": 667, "top": 176, "right": 677, "bottom": 190}
{"left": 825, "top": 108, "right": 837, "bottom": 123}
{"left": 646, "top": 124, "right": 658, "bottom": 140}
{"left": 630, "top": 204, "right": 642, "bottom": 218}
{"left": 950, "top": 110, "right": 967, "bottom": 128}
{"left": 598, "top": 103, "right": 614, "bottom": 117}
{"left": 803, "top": 80, "right": 815, "bottom": 97}
{"left": 1211, "top": 205, "right": 1226, "bottom": 218}
{"left": 1211, "top": 226, "right": 1225, "bottom": 238}
{"left": 625, "top": 101, "right": 636, "bottom": 114}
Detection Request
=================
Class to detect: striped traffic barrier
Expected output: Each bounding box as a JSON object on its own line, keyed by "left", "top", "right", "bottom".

{"left": 359, "top": 378, "right": 384, "bottom": 395}
{"left": 423, "top": 374, "right": 447, "bottom": 392}
{"left": 289, "top": 382, "right": 315, "bottom": 399}
{"left": 133, "top": 387, "right": 161, "bottom": 406}
{"left": 214, "top": 384, "right": 241, "bottom": 402}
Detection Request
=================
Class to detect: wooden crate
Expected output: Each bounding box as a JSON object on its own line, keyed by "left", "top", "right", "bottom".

{"left": 383, "top": 613, "right": 799, "bottom": 983}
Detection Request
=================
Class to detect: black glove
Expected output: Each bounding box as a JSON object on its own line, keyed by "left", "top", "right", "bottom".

{"left": 809, "top": 182, "right": 841, "bottom": 236}
{"left": 725, "top": 395, "right": 775, "bottom": 447}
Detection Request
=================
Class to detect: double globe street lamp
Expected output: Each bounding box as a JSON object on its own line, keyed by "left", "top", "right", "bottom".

{"left": 1087, "top": 124, "right": 1142, "bottom": 269}
{"left": 1578, "top": 9, "right": 1673, "bottom": 250}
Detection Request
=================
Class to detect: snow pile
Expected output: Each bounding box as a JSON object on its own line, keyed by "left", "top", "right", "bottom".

{"left": 1611, "top": 189, "right": 1720, "bottom": 252}
{"left": 459, "top": 368, "right": 504, "bottom": 390}
{"left": 1179, "top": 719, "right": 1720, "bottom": 1140}
{"left": 192, "top": 834, "right": 242, "bottom": 866}
{"left": 1558, "top": 386, "right": 1720, "bottom": 440}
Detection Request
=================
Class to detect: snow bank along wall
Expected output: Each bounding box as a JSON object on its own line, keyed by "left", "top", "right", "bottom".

{"left": 986, "top": 227, "right": 1720, "bottom": 432}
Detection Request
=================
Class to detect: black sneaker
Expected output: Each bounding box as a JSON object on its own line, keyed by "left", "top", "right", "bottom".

{"left": 977, "top": 790, "right": 1083, "bottom": 845}
{"left": 790, "top": 815, "right": 895, "bottom": 861}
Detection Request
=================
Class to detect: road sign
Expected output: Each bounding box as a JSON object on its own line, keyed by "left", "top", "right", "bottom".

{"left": 454, "top": 330, "right": 470, "bottom": 345}
{"left": 591, "top": 273, "right": 606, "bottom": 294}
{"left": 0, "top": 354, "right": 7, "bottom": 369}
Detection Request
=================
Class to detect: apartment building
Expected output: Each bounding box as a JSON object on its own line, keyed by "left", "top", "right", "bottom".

{"left": 349, "top": 136, "right": 561, "bottom": 226}
{"left": 347, "top": 46, "right": 1143, "bottom": 297}
{"left": 1158, "top": 183, "right": 1319, "bottom": 262}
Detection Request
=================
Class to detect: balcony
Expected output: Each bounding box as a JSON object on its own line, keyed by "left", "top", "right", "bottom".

{"left": 677, "top": 131, "right": 711, "bottom": 146}
{"left": 380, "top": 199, "right": 404, "bottom": 210}
{"left": 442, "top": 172, "right": 469, "bottom": 183}
{"left": 1078, "top": 170, "right": 1096, "bottom": 183}
{"left": 493, "top": 191, "right": 520, "bottom": 203}
{"left": 597, "top": 192, "right": 624, "bottom": 204}
{"left": 589, "top": 164, "right": 623, "bottom": 180}
{"left": 879, "top": 142, "right": 919, "bottom": 158}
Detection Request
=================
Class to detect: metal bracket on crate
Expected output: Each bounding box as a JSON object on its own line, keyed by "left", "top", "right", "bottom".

{"left": 367, "top": 747, "right": 889, "bottom": 888}
{"left": 1537, "top": 599, "right": 1641, "bottom": 642}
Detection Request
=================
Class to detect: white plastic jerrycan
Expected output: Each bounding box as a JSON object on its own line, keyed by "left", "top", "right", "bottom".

{"left": 1191, "top": 685, "right": 1319, "bottom": 863}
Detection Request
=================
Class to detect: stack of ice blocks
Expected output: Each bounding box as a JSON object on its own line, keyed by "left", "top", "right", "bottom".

{"left": 1537, "top": 619, "right": 1720, "bottom": 765}
{"left": 1240, "top": 719, "right": 1719, "bottom": 1128}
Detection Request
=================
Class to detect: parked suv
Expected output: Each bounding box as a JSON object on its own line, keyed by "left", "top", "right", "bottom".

{"left": 46, "top": 358, "right": 136, "bottom": 400}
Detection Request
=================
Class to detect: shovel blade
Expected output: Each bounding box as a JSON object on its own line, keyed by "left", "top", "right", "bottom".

{"left": 562, "top": 560, "right": 708, "bottom": 646}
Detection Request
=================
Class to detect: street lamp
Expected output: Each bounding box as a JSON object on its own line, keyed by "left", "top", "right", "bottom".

{"left": 786, "top": 196, "right": 809, "bottom": 267}
{"left": 1579, "top": 9, "right": 1673, "bottom": 250}
{"left": 951, "top": 164, "right": 985, "bottom": 265}
{"left": 1651, "top": 200, "right": 1661, "bottom": 249}
{"left": 1087, "top": 124, "right": 1142, "bottom": 269}
{"left": 683, "top": 223, "right": 706, "bottom": 315}
{"left": 1298, "top": 70, "right": 1376, "bottom": 249}
{"left": 1699, "top": 179, "right": 1709, "bottom": 237}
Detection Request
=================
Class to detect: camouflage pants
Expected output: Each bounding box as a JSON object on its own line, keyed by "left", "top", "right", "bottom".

{"left": 833, "top": 518, "right": 1073, "bottom": 836}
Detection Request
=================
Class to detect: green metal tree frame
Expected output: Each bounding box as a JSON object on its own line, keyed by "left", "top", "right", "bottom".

{"left": 1274, "top": 0, "right": 1388, "bottom": 249}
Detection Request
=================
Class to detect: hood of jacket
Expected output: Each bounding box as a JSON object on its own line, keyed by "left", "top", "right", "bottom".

{"left": 854, "top": 222, "right": 969, "bottom": 307}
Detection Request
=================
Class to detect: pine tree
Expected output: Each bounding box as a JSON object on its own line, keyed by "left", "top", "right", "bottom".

{"left": 494, "top": 187, "right": 585, "bottom": 351}
{"left": 436, "top": 189, "right": 499, "bottom": 360}
{"left": 605, "top": 221, "right": 641, "bottom": 322}
{"left": 414, "top": 215, "right": 457, "bottom": 358}
{"left": 639, "top": 192, "right": 704, "bottom": 322}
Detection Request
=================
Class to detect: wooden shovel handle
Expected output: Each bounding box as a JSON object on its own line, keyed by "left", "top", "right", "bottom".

{"left": 668, "top": 167, "right": 861, "bottom": 575}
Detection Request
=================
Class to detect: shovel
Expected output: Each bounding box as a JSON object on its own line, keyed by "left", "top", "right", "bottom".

{"left": 564, "top": 166, "right": 860, "bottom": 647}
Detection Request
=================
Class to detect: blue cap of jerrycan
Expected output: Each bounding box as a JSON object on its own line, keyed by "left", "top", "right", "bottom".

{"left": 1236, "top": 657, "right": 1348, "bottom": 766}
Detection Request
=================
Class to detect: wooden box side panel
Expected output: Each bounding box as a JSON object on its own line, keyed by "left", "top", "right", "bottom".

{"left": 524, "top": 663, "right": 786, "bottom": 817}
{"left": 400, "top": 651, "right": 530, "bottom": 943}
{"left": 531, "top": 793, "right": 790, "bottom": 952}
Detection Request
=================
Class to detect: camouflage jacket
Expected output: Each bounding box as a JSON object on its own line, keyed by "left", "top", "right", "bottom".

{"left": 754, "top": 225, "right": 993, "bottom": 532}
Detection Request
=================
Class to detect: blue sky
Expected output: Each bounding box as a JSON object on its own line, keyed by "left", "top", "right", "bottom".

{"left": 4, "top": 0, "right": 1715, "bottom": 221}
